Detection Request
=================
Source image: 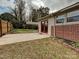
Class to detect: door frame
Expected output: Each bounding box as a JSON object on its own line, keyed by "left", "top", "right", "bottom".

{"left": 41, "top": 20, "right": 48, "bottom": 33}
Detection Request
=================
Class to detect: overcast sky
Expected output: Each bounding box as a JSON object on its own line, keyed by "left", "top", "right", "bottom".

{"left": 0, "top": 0, "right": 79, "bottom": 14}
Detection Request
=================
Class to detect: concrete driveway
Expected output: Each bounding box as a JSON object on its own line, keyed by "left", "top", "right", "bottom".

{"left": 0, "top": 33, "right": 49, "bottom": 45}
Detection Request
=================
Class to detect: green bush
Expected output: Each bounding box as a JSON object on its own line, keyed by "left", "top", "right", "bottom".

{"left": 25, "top": 24, "right": 38, "bottom": 29}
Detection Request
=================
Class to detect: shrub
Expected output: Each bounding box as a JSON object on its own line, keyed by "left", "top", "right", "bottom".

{"left": 25, "top": 24, "right": 38, "bottom": 29}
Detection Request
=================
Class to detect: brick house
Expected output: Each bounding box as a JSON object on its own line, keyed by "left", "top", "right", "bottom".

{"left": 38, "top": 2, "right": 79, "bottom": 42}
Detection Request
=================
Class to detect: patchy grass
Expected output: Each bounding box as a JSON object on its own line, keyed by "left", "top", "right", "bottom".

{"left": 12, "top": 29, "right": 38, "bottom": 34}
{"left": 75, "top": 42, "right": 79, "bottom": 48}
{"left": 0, "top": 37, "right": 79, "bottom": 59}
{"left": 54, "top": 38, "right": 79, "bottom": 48}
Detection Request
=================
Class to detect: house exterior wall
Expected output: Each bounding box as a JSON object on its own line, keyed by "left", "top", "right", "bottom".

{"left": 55, "top": 23, "right": 79, "bottom": 42}
{"left": 38, "top": 3, "right": 79, "bottom": 41}
{"left": 48, "top": 17, "right": 55, "bottom": 36}
{"left": 52, "top": 9, "right": 79, "bottom": 42}
{"left": 38, "top": 21, "right": 41, "bottom": 33}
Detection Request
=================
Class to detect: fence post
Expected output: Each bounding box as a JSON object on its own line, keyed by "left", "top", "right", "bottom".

{"left": 10, "top": 23, "right": 11, "bottom": 31}
{"left": 7, "top": 21, "right": 8, "bottom": 33}
{"left": 0, "top": 20, "right": 2, "bottom": 37}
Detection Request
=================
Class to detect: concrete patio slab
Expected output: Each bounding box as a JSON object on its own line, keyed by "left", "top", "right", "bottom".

{"left": 0, "top": 33, "right": 49, "bottom": 45}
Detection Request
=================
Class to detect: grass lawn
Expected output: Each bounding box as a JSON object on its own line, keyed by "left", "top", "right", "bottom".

{"left": 12, "top": 29, "right": 38, "bottom": 34}
{"left": 0, "top": 37, "right": 79, "bottom": 59}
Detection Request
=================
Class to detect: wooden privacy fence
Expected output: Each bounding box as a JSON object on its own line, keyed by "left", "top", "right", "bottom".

{"left": 0, "top": 20, "right": 13, "bottom": 37}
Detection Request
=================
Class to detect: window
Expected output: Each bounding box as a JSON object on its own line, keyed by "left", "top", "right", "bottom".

{"left": 67, "top": 15, "right": 79, "bottom": 22}
{"left": 67, "top": 10, "right": 79, "bottom": 22}
{"left": 56, "top": 18, "right": 64, "bottom": 23}
{"left": 56, "top": 15, "right": 65, "bottom": 23}
{"left": 45, "top": 21, "right": 48, "bottom": 25}
{"left": 42, "top": 21, "right": 44, "bottom": 24}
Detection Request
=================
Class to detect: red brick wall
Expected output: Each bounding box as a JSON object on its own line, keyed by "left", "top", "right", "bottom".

{"left": 55, "top": 25, "right": 64, "bottom": 38}
{"left": 51, "top": 24, "right": 79, "bottom": 41}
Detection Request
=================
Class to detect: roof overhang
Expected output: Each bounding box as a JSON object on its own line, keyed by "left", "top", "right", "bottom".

{"left": 38, "top": 2, "right": 79, "bottom": 21}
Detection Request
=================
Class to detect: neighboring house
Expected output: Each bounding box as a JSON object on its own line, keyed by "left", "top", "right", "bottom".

{"left": 26, "top": 21, "right": 38, "bottom": 25}
{"left": 38, "top": 2, "right": 79, "bottom": 42}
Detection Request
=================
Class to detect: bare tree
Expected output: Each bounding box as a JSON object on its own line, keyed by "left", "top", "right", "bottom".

{"left": 6, "top": 0, "right": 26, "bottom": 28}
{"left": 9, "top": 7, "right": 18, "bottom": 20}
{"left": 15, "top": 0, "right": 26, "bottom": 22}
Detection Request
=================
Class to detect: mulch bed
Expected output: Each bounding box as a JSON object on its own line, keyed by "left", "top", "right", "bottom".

{"left": 54, "top": 38, "right": 79, "bottom": 53}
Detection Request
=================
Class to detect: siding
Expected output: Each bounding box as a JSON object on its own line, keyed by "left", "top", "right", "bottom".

{"left": 48, "top": 17, "right": 54, "bottom": 36}
{"left": 51, "top": 24, "right": 79, "bottom": 42}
